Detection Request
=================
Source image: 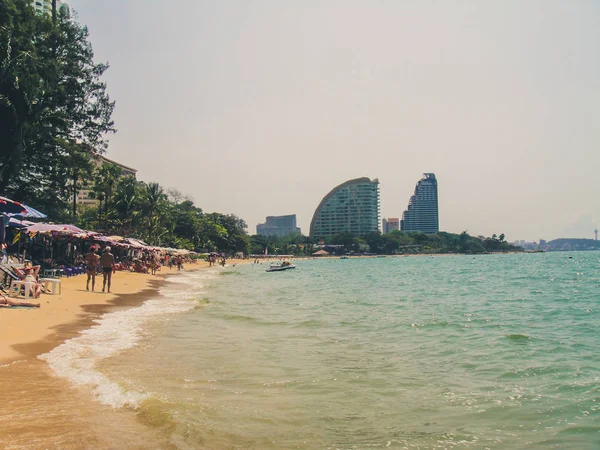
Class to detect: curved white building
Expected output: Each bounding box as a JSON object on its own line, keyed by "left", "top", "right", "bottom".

{"left": 310, "top": 177, "right": 380, "bottom": 239}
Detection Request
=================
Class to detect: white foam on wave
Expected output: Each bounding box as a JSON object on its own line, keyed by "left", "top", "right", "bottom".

{"left": 39, "top": 269, "right": 218, "bottom": 409}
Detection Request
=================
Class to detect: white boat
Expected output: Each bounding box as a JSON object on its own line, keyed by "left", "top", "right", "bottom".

{"left": 266, "top": 262, "right": 296, "bottom": 272}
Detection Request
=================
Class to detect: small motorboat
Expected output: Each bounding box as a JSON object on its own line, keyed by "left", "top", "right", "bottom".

{"left": 266, "top": 261, "right": 296, "bottom": 272}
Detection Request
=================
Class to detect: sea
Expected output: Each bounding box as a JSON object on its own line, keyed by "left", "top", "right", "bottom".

{"left": 23, "top": 252, "right": 600, "bottom": 448}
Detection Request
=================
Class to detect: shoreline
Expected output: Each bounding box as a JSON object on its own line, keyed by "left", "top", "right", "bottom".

{"left": 0, "top": 261, "right": 212, "bottom": 365}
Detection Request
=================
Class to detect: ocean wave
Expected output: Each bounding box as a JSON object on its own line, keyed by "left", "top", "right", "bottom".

{"left": 39, "top": 270, "right": 217, "bottom": 409}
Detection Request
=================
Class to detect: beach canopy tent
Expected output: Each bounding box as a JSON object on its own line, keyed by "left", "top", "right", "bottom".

{"left": 124, "top": 238, "right": 149, "bottom": 248}
{"left": 8, "top": 218, "right": 35, "bottom": 228}
{"left": 25, "top": 223, "right": 85, "bottom": 234}
{"left": 312, "top": 250, "right": 329, "bottom": 256}
{"left": 106, "top": 235, "right": 126, "bottom": 242}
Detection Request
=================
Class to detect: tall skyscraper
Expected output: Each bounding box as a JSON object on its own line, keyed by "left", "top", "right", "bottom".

{"left": 401, "top": 173, "right": 439, "bottom": 234}
{"left": 256, "top": 215, "right": 301, "bottom": 237}
{"left": 310, "top": 177, "right": 380, "bottom": 239}
{"left": 31, "top": 0, "right": 64, "bottom": 15}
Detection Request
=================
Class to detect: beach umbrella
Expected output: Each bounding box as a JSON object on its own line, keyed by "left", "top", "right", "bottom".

{"left": 25, "top": 223, "right": 85, "bottom": 234}
{"left": 8, "top": 217, "right": 35, "bottom": 228}
{"left": 0, "top": 196, "right": 27, "bottom": 215}
{"left": 9, "top": 203, "right": 47, "bottom": 219}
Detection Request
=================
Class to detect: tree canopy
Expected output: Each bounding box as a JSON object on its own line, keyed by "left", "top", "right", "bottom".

{"left": 0, "top": 1, "right": 251, "bottom": 255}
{"left": 1, "top": 0, "right": 114, "bottom": 217}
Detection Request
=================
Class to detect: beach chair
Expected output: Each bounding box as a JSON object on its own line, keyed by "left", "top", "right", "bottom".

{"left": 2, "top": 264, "right": 51, "bottom": 296}
{"left": 0, "top": 265, "right": 20, "bottom": 288}
{"left": 39, "top": 278, "right": 62, "bottom": 295}
{"left": 9, "top": 279, "right": 37, "bottom": 299}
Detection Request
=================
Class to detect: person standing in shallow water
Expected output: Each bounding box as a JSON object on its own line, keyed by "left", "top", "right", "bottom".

{"left": 84, "top": 245, "right": 99, "bottom": 291}
{"left": 99, "top": 246, "right": 115, "bottom": 293}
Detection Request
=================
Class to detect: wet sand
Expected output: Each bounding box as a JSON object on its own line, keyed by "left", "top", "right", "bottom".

{"left": 0, "top": 261, "right": 217, "bottom": 449}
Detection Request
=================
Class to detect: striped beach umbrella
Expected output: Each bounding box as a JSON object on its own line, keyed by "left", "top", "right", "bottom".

{"left": 0, "top": 196, "right": 27, "bottom": 215}
{"left": 11, "top": 203, "right": 47, "bottom": 219}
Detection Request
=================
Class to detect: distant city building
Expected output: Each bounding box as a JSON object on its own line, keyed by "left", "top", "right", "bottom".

{"left": 31, "top": 0, "right": 65, "bottom": 15}
{"left": 310, "top": 177, "right": 380, "bottom": 239}
{"left": 76, "top": 155, "right": 137, "bottom": 205}
{"left": 382, "top": 218, "right": 400, "bottom": 234}
{"left": 256, "top": 215, "right": 301, "bottom": 237}
{"left": 401, "top": 173, "right": 439, "bottom": 234}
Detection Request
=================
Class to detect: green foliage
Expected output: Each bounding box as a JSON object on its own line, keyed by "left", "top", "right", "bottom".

{"left": 251, "top": 230, "right": 522, "bottom": 256}
{"left": 1, "top": 0, "right": 114, "bottom": 216}
{"left": 248, "top": 233, "right": 317, "bottom": 256}
{"left": 0, "top": 1, "right": 253, "bottom": 254}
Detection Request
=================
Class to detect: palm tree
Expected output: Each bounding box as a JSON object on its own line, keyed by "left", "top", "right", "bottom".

{"left": 113, "top": 176, "right": 140, "bottom": 235}
{"left": 143, "top": 182, "right": 167, "bottom": 245}
{"left": 91, "top": 163, "right": 121, "bottom": 232}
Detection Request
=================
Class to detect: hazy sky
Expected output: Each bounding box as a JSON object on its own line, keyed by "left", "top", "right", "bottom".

{"left": 67, "top": 0, "right": 599, "bottom": 241}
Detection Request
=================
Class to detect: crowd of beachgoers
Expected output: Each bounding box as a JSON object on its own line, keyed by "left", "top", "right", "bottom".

{"left": 0, "top": 245, "right": 198, "bottom": 308}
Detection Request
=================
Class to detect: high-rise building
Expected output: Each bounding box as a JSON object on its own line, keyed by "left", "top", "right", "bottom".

{"left": 256, "top": 215, "right": 301, "bottom": 237}
{"left": 401, "top": 173, "right": 439, "bottom": 234}
{"left": 75, "top": 155, "right": 137, "bottom": 205}
{"left": 31, "top": 0, "right": 64, "bottom": 15}
{"left": 382, "top": 218, "right": 400, "bottom": 234}
{"left": 310, "top": 177, "right": 380, "bottom": 239}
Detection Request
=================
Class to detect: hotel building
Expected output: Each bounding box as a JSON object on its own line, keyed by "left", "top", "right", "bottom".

{"left": 256, "top": 215, "right": 301, "bottom": 237}
{"left": 76, "top": 155, "right": 137, "bottom": 205}
{"left": 401, "top": 173, "right": 439, "bottom": 234}
{"left": 310, "top": 177, "right": 380, "bottom": 239}
{"left": 382, "top": 218, "right": 400, "bottom": 234}
{"left": 31, "top": 0, "right": 64, "bottom": 15}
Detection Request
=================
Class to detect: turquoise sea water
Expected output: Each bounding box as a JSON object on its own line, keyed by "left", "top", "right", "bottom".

{"left": 44, "top": 252, "right": 600, "bottom": 449}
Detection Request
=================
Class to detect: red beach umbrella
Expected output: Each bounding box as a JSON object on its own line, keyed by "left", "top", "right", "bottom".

{"left": 0, "top": 196, "right": 27, "bottom": 215}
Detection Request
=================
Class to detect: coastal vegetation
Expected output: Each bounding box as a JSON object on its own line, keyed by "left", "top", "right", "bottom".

{"left": 1, "top": 0, "right": 114, "bottom": 214}
{"left": 0, "top": 1, "right": 248, "bottom": 253}
{"left": 249, "top": 230, "right": 522, "bottom": 256}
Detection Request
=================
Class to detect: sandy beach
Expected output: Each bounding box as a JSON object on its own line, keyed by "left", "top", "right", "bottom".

{"left": 0, "top": 261, "right": 211, "bottom": 365}
{"left": 0, "top": 260, "right": 234, "bottom": 450}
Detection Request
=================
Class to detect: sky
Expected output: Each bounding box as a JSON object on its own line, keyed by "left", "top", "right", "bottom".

{"left": 67, "top": 0, "right": 600, "bottom": 242}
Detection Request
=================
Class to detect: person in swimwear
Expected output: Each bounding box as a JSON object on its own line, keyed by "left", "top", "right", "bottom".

{"left": 0, "top": 292, "right": 40, "bottom": 307}
{"left": 13, "top": 262, "right": 42, "bottom": 298}
{"left": 99, "top": 246, "right": 115, "bottom": 293}
{"left": 84, "top": 245, "right": 100, "bottom": 291}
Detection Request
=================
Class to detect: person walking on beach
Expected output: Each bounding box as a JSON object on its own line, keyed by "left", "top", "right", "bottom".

{"left": 99, "top": 246, "right": 115, "bottom": 293}
{"left": 84, "top": 245, "right": 99, "bottom": 291}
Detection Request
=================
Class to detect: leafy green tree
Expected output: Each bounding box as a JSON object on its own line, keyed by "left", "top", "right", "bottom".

{"left": 1, "top": 0, "right": 114, "bottom": 218}
{"left": 0, "top": 0, "right": 39, "bottom": 192}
